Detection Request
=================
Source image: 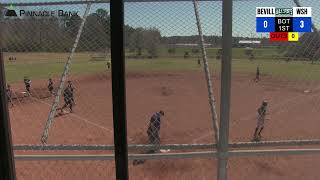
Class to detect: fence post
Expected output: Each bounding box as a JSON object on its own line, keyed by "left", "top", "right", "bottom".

{"left": 110, "top": 0, "right": 129, "bottom": 179}
{"left": 218, "top": 0, "right": 233, "bottom": 180}
{"left": 192, "top": 0, "right": 220, "bottom": 143}
{"left": 41, "top": 3, "right": 92, "bottom": 144}
{"left": 0, "top": 50, "right": 17, "bottom": 180}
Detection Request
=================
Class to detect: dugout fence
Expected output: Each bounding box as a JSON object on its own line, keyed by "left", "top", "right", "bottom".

{"left": 1, "top": 0, "right": 320, "bottom": 180}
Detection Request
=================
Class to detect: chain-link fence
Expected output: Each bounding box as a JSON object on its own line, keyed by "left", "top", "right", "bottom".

{"left": 1, "top": 0, "right": 320, "bottom": 179}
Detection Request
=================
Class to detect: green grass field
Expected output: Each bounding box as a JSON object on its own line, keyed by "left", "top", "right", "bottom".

{"left": 4, "top": 51, "right": 320, "bottom": 83}
{"left": 126, "top": 47, "right": 280, "bottom": 59}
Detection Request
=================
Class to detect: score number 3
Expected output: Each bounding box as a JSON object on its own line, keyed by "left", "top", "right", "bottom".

{"left": 300, "top": 20, "right": 304, "bottom": 28}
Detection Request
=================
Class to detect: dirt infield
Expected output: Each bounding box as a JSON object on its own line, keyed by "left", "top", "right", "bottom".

{"left": 9, "top": 71, "right": 320, "bottom": 179}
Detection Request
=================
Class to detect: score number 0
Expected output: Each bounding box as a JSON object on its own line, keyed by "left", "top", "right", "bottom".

{"left": 264, "top": 20, "right": 268, "bottom": 28}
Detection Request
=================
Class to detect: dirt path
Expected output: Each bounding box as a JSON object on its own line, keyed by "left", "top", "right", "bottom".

{"left": 9, "top": 71, "right": 320, "bottom": 179}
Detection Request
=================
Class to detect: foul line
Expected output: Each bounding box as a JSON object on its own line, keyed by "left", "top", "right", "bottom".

{"left": 30, "top": 97, "right": 113, "bottom": 134}
{"left": 192, "top": 85, "right": 320, "bottom": 143}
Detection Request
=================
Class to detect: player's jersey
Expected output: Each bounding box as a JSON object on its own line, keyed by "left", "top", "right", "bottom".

{"left": 48, "top": 81, "right": 53, "bottom": 88}
{"left": 6, "top": 89, "right": 12, "bottom": 99}
{"left": 63, "top": 88, "right": 73, "bottom": 101}
{"left": 67, "top": 84, "right": 74, "bottom": 92}
{"left": 24, "top": 79, "right": 31, "bottom": 86}
{"left": 258, "top": 106, "right": 266, "bottom": 116}
{"left": 257, "top": 106, "right": 267, "bottom": 125}
{"left": 148, "top": 112, "right": 162, "bottom": 133}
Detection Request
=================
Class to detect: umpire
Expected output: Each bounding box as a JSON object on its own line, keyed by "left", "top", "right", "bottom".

{"left": 147, "top": 110, "right": 165, "bottom": 148}
{"left": 133, "top": 110, "right": 165, "bottom": 166}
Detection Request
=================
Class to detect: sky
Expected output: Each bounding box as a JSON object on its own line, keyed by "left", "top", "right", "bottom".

{"left": 1, "top": 0, "right": 320, "bottom": 37}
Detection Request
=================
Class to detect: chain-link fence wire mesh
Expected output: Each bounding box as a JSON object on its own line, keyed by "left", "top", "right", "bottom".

{"left": 1, "top": 2, "right": 116, "bottom": 179}
{"left": 14, "top": 158, "right": 217, "bottom": 180}
{"left": 0, "top": 2, "right": 113, "bottom": 144}
{"left": 228, "top": 154, "right": 320, "bottom": 180}
{"left": 15, "top": 159, "right": 116, "bottom": 179}
{"left": 224, "top": 0, "right": 320, "bottom": 143}
{"left": 121, "top": 1, "right": 225, "bottom": 177}
{"left": 153, "top": 0, "right": 320, "bottom": 144}
{"left": 129, "top": 158, "right": 217, "bottom": 180}
{"left": 123, "top": 0, "right": 320, "bottom": 178}
{"left": 123, "top": 1, "right": 221, "bottom": 165}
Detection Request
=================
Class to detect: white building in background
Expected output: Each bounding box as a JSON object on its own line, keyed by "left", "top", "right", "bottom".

{"left": 174, "top": 43, "right": 212, "bottom": 47}
{"left": 238, "top": 40, "right": 261, "bottom": 48}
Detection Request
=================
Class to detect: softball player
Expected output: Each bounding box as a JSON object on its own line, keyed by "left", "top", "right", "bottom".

{"left": 107, "top": 61, "right": 111, "bottom": 70}
{"left": 254, "top": 66, "right": 260, "bottom": 82}
{"left": 48, "top": 78, "right": 54, "bottom": 95}
{"left": 67, "top": 81, "right": 75, "bottom": 105}
{"left": 24, "top": 76, "right": 31, "bottom": 93}
{"left": 59, "top": 87, "right": 74, "bottom": 113}
{"left": 253, "top": 101, "right": 268, "bottom": 141}
{"left": 6, "top": 85, "right": 13, "bottom": 107}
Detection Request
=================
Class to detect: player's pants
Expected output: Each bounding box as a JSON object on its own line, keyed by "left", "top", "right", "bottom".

{"left": 256, "top": 119, "right": 264, "bottom": 129}
{"left": 147, "top": 130, "right": 160, "bottom": 153}
{"left": 62, "top": 99, "right": 73, "bottom": 111}
{"left": 132, "top": 130, "right": 160, "bottom": 165}
{"left": 26, "top": 85, "right": 30, "bottom": 92}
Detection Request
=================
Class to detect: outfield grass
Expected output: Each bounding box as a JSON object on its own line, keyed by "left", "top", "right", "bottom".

{"left": 128, "top": 58, "right": 320, "bottom": 81}
{"left": 127, "top": 46, "right": 280, "bottom": 59}
{"left": 4, "top": 52, "right": 320, "bottom": 83}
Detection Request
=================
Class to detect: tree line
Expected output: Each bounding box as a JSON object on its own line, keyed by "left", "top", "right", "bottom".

{"left": 1, "top": 7, "right": 319, "bottom": 62}
{"left": 0, "top": 8, "right": 161, "bottom": 57}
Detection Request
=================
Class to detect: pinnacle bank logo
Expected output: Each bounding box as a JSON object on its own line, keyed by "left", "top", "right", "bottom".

{"left": 3, "top": 5, "right": 79, "bottom": 18}
{"left": 2, "top": 6, "right": 17, "bottom": 17}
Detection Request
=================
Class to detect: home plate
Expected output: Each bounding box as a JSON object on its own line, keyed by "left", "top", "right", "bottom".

{"left": 303, "top": 90, "right": 311, "bottom": 93}
{"left": 160, "top": 149, "right": 170, "bottom": 153}
{"left": 21, "top": 91, "right": 29, "bottom": 97}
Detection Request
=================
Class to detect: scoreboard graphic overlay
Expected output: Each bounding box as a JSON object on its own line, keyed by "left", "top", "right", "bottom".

{"left": 256, "top": 7, "right": 312, "bottom": 41}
